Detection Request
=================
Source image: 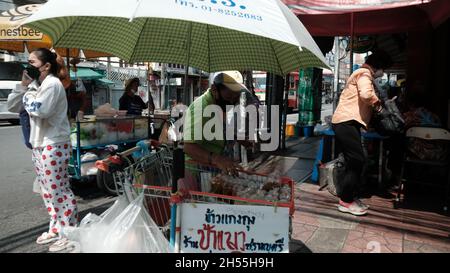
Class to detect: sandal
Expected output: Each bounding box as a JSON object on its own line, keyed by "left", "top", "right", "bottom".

{"left": 36, "top": 232, "right": 59, "bottom": 245}
{"left": 48, "top": 238, "right": 78, "bottom": 253}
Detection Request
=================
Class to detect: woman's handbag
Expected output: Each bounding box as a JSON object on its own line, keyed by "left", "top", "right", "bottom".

{"left": 372, "top": 97, "right": 405, "bottom": 135}
{"left": 319, "top": 153, "right": 345, "bottom": 196}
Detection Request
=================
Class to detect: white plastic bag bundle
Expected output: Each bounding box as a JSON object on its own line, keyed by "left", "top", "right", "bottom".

{"left": 80, "top": 152, "right": 99, "bottom": 176}
{"left": 67, "top": 193, "right": 171, "bottom": 253}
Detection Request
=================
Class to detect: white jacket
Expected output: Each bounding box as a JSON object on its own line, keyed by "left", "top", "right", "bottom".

{"left": 22, "top": 74, "right": 70, "bottom": 148}
{"left": 7, "top": 81, "right": 39, "bottom": 113}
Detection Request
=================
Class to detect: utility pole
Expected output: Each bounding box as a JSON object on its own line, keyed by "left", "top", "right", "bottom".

{"left": 160, "top": 63, "right": 167, "bottom": 109}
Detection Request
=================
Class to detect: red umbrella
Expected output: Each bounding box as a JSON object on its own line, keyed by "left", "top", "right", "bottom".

{"left": 283, "top": 0, "right": 450, "bottom": 35}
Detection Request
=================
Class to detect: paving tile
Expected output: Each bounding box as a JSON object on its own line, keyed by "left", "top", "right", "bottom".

{"left": 341, "top": 243, "right": 364, "bottom": 253}
{"left": 346, "top": 230, "right": 364, "bottom": 241}
{"left": 292, "top": 224, "right": 318, "bottom": 243}
{"left": 317, "top": 215, "right": 356, "bottom": 230}
{"left": 346, "top": 238, "right": 371, "bottom": 250}
{"left": 345, "top": 230, "right": 403, "bottom": 253}
{"left": 403, "top": 240, "right": 422, "bottom": 253}
{"left": 306, "top": 228, "right": 349, "bottom": 253}
{"left": 404, "top": 233, "right": 450, "bottom": 249}
{"left": 417, "top": 244, "right": 450, "bottom": 253}
{"left": 294, "top": 212, "right": 320, "bottom": 227}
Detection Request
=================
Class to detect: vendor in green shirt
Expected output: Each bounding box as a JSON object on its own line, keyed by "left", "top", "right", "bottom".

{"left": 183, "top": 71, "right": 246, "bottom": 176}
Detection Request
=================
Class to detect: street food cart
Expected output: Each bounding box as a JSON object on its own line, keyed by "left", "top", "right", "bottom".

{"left": 97, "top": 142, "right": 295, "bottom": 253}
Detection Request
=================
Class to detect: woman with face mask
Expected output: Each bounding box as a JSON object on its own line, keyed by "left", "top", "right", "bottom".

{"left": 19, "top": 48, "right": 78, "bottom": 252}
{"left": 331, "top": 50, "right": 393, "bottom": 216}
{"left": 119, "top": 77, "right": 149, "bottom": 115}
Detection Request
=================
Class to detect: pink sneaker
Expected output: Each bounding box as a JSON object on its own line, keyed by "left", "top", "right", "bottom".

{"left": 354, "top": 199, "right": 370, "bottom": 210}
{"left": 338, "top": 200, "right": 368, "bottom": 216}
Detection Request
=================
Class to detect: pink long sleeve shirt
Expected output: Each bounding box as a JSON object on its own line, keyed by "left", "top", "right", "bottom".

{"left": 332, "top": 66, "right": 380, "bottom": 129}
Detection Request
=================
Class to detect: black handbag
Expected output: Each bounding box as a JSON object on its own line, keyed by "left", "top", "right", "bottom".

{"left": 372, "top": 97, "right": 405, "bottom": 135}
{"left": 319, "top": 153, "right": 345, "bottom": 196}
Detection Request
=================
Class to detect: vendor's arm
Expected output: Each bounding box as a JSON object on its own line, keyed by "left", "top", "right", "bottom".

{"left": 119, "top": 96, "right": 129, "bottom": 111}
{"left": 138, "top": 96, "right": 147, "bottom": 110}
{"left": 357, "top": 73, "right": 380, "bottom": 107}
{"left": 80, "top": 91, "right": 88, "bottom": 112}
{"left": 184, "top": 143, "right": 240, "bottom": 176}
{"left": 23, "top": 81, "right": 63, "bottom": 119}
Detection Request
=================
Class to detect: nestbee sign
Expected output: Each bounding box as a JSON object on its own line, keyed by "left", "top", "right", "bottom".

{"left": 179, "top": 203, "right": 289, "bottom": 253}
{"left": 0, "top": 4, "right": 43, "bottom": 40}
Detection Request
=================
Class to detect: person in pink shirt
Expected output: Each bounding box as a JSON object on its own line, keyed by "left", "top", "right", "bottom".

{"left": 332, "top": 50, "right": 393, "bottom": 216}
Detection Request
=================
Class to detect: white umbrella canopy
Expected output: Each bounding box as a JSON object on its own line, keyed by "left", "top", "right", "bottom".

{"left": 24, "top": 0, "right": 329, "bottom": 75}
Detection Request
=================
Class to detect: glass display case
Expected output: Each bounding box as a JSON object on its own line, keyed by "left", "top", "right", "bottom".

{"left": 70, "top": 116, "right": 150, "bottom": 148}
{"left": 69, "top": 116, "right": 150, "bottom": 180}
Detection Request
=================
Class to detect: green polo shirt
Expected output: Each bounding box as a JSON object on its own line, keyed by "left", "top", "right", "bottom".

{"left": 183, "top": 89, "right": 225, "bottom": 162}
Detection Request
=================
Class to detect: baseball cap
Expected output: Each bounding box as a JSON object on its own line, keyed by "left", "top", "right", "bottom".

{"left": 213, "top": 71, "right": 247, "bottom": 92}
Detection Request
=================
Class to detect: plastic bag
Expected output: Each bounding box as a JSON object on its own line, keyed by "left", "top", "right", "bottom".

{"left": 67, "top": 193, "right": 171, "bottom": 253}
{"left": 372, "top": 97, "right": 405, "bottom": 135}
{"left": 80, "top": 152, "right": 99, "bottom": 176}
{"left": 64, "top": 195, "right": 130, "bottom": 248}
{"left": 94, "top": 103, "right": 118, "bottom": 117}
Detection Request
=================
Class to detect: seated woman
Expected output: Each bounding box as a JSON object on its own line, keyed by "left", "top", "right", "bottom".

{"left": 119, "top": 77, "right": 154, "bottom": 115}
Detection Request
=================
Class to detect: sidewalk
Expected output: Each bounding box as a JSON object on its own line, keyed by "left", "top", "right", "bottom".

{"left": 281, "top": 136, "right": 450, "bottom": 253}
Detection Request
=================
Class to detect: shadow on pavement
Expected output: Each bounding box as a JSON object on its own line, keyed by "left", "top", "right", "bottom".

{"left": 0, "top": 201, "right": 115, "bottom": 253}
{"left": 289, "top": 239, "right": 313, "bottom": 253}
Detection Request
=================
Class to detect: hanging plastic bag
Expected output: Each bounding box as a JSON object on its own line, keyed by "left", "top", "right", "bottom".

{"left": 64, "top": 195, "right": 130, "bottom": 250}
{"left": 67, "top": 193, "right": 170, "bottom": 253}
{"left": 80, "top": 152, "right": 99, "bottom": 176}
{"left": 100, "top": 193, "right": 171, "bottom": 253}
{"left": 75, "top": 78, "right": 87, "bottom": 92}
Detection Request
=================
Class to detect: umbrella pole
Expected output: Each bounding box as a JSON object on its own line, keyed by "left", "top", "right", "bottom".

{"left": 66, "top": 48, "right": 70, "bottom": 68}
{"left": 183, "top": 22, "right": 193, "bottom": 106}
{"left": 282, "top": 75, "right": 289, "bottom": 150}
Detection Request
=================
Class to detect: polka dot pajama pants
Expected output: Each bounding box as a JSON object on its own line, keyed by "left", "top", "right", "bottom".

{"left": 32, "top": 142, "right": 78, "bottom": 236}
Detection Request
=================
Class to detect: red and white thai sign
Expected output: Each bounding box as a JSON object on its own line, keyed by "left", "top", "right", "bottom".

{"left": 179, "top": 203, "right": 289, "bottom": 253}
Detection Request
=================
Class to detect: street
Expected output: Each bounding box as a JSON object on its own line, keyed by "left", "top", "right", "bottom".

{"left": 0, "top": 123, "right": 115, "bottom": 253}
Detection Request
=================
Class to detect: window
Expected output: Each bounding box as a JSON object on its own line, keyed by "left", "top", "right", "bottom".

{"left": 289, "top": 75, "right": 296, "bottom": 89}
{"left": 0, "top": 62, "right": 23, "bottom": 81}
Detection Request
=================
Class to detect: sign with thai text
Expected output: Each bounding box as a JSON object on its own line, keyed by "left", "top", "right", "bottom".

{"left": 180, "top": 203, "right": 289, "bottom": 253}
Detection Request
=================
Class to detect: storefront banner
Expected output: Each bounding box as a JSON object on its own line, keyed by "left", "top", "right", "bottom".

{"left": 0, "top": 4, "right": 43, "bottom": 40}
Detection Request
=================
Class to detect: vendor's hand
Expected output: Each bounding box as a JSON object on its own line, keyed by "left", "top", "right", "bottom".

{"left": 213, "top": 155, "right": 241, "bottom": 176}
{"left": 21, "top": 71, "right": 33, "bottom": 87}
{"left": 237, "top": 140, "right": 255, "bottom": 148}
{"left": 374, "top": 100, "right": 383, "bottom": 113}
{"left": 375, "top": 104, "right": 383, "bottom": 113}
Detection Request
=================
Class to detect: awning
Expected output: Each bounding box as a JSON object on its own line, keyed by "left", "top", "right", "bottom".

{"left": 282, "top": 0, "right": 450, "bottom": 35}
{"left": 70, "top": 68, "right": 103, "bottom": 80}
{"left": 95, "top": 78, "right": 115, "bottom": 85}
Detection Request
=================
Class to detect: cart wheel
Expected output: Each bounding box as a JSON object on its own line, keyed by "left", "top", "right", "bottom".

{"left": 96, "top": 170, "right": 118, "bottom": 196}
